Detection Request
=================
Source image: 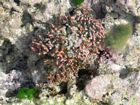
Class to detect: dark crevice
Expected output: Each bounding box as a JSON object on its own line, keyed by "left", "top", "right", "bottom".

{"left": 76, "top": 67, "right": 99, "bottom": 91}
{"left": 14, "top": 0, "right": 20, "bottom": 6}
{"left": 21, "top": 79, "right": 35, "bottom": 88}
{"left": 58, "top": 82, "right": 68, "bottom": 94}
{"left": 92, "top": 3, "right": 107, "bottom": 19}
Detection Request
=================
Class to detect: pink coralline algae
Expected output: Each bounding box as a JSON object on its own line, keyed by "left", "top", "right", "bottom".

{"left": 31, "top": 8, "right": 105, "bottom": 84}
{"left": 85, "top": 75, "right": 112, "bottom": 100}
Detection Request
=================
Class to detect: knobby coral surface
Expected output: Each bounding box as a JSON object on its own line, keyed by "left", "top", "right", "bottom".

{"left": 31, "top": 8, "right": 105, "bottom": 84}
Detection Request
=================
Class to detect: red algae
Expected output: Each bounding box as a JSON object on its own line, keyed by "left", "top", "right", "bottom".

{"left": 31, "top": 8, "right": 105, "bottom": 84}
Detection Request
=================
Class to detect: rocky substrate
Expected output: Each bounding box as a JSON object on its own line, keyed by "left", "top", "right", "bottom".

{"left": 0, "top": 0, "right": 140, "bottom": 105}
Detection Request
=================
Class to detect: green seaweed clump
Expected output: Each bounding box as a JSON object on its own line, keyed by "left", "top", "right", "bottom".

{"left": 105, "top": 23, "right": 132, "bottom": 50}
{"left": 72, "top": 0, "right": 84, "bottom": 6}
{"left": 16, "top": 87, "right": 39, "bottom": 100}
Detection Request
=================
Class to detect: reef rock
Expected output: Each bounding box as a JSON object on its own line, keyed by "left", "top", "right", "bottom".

{"left": 116, "top": 0, "right": 140, "bottom": 16}
{"left": 85, "top": 75, "right": 112, "bottom": 100}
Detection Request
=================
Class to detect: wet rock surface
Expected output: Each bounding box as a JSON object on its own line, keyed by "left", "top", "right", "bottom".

{"left": 0, "top": 0, "right": 140, "bottom": 105}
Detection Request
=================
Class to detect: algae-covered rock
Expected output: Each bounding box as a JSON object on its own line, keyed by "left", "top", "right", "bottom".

{"left": 105, "top": 23, "right": 133, "bottom": 50}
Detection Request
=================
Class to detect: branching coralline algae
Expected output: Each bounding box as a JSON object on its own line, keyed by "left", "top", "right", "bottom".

{"left": 31, "top": 8, "right": 105, "bottom": 84}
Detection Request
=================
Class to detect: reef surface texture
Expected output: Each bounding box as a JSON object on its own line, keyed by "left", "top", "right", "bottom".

{"left": 0, "top": 0, "right": 140, "bottom": 105}
{"left": 31, "top": 8, "right": 105, "bottom": 84}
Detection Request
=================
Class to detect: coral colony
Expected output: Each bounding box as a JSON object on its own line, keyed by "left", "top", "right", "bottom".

{"left": 31, "top": 8, "right": 105, "bottom": 84}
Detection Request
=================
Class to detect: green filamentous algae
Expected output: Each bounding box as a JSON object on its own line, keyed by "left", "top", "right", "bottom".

{"left": 105, "top": 23, "right": 132, "bottom": 50}
{"left": 16, "top": 87, "right": 39, "bottom": 100}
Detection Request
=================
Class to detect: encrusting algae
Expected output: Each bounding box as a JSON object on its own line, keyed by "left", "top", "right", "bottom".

{"left": 31, "top": 8, "right": 105, "bottom": 84}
